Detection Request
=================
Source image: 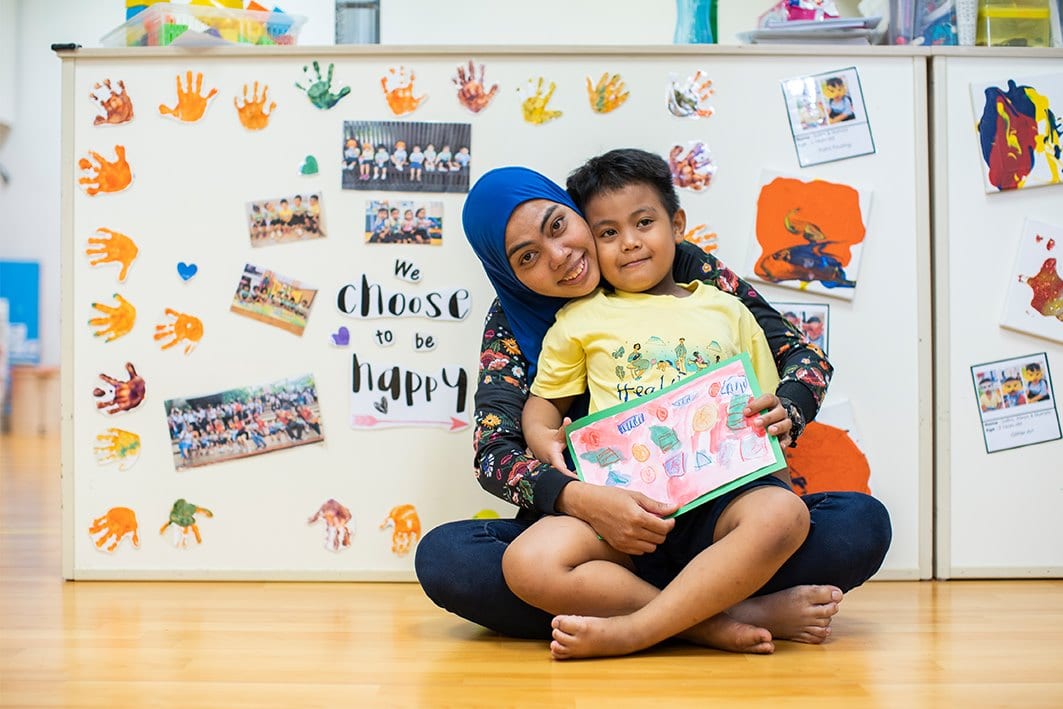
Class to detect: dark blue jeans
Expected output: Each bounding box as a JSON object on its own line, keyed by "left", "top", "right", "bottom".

{"left": 414, "top": 492, "right": 892, "bottom": 640}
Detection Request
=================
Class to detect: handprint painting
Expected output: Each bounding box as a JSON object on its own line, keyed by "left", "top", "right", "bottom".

{"left": 748, "top": 172, "right": 870, "bottom": 301}
{"left": 341, "top": 120, "right": 472, "bottom": 193}
{"left": 296, "top": 60, "right": 350, "bottom": 110}
{"left": 230, "top": 263, "right": 318, "bottom": 336}
{"left": 667, "top": 70, "right": 715, "bottom": 119}
{"left": 158, "top": 70, "right": 218, "bottom": 123}
{"left": 970, "top": 73, "right": 1063, "bottom": 193}
{"left": 78, "top": 145, "right": 132, "bottom": 196}
{"left": 89, "top": 78, "right": 134, "bottom": 126}
{"left": 453, "top": 60, "right": 498, "bottom": 114}
{"left": 164, "top": 373, "right": 324, "bottom": 471}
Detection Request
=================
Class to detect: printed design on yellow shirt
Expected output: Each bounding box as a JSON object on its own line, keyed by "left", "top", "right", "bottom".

{"left": 610, "top": 336, "right": 729, "bottom": 405}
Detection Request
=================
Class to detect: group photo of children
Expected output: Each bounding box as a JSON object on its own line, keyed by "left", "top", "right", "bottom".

{"left": 364, "top": 199, "right": 443, "bottom": 245}
{"left": 775, "top": 301, "right": 830, "bottom": 354}
{"left": 975, "top": 357, "right": 1053, "bottom": 412}
{"left": 246, "top": 192, "right": 326, "bottom": 247}
{"left": 164, "top": 375, "right": 324, "bottom": 470}
{"left": 230, "top": 263, "right": 318, "bottom": 336}
{"left": 341, "top": 120, "right": 472, "bottom": 193}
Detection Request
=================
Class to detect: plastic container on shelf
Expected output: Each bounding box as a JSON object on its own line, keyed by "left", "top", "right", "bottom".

{"left": 975, "top": 0, "right": 1053, "bottom": 46}
{"left": 100, "top": 3, "right": 307, "bottom": 47}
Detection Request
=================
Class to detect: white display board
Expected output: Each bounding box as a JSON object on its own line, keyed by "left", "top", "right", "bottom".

{"left": 60, "top": 46, "right": 930, "bottom": 580}
{"left": 932, "top": 49, "right": 1063, "bottom": 578}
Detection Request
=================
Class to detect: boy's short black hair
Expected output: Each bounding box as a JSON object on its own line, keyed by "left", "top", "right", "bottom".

{"left": 566, "top": 148, "right": 680, "bottom": 218}
{"left": 825, "top": 77, "right": 845, "bottom": 88}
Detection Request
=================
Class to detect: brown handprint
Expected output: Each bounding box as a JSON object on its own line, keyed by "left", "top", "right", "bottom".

{"left": 453, "top": 60, "right": 498, "bottom": 114}
{"left": 89, "top": 507, "right": 140, "bottom": 552}
{"left": 78, "top": 145, "right": 132, "bottom": 196}
{"left": 154, "top": 309, "right": 203, "bottom": 354}
{"left": 89, "top": 293, "right": 137, "bottom": 342}
{"left": 91, "top": 79, "right": 134, "bottom": 126}
{"left": 380, "top": 66, "right": 427, "bottom": 116}
{"left": 93, "top": 362, "right": 146, "bottom": 415}
{"left": 234, "top": 81, "right": 276, "bottom": 130}
{"left": 86, "top": 228, "right": 138, "bottom": 282}
{"left": 158, "top": 70, "right": 218, "bottom": 122}
{"left": 586, "top": 72, "right": 629, "bottom": 114}
{"left": 519, "top": 77, "right": 562, "bottom": 125}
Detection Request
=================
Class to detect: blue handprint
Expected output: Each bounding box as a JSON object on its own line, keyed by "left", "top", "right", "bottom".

{"left": 295, "top": 61, "right": 350, "bottom": 110}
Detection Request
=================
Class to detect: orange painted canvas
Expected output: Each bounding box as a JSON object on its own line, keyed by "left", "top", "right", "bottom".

{"left": 749, "top": 173, "right": 870, "bottom": 301}
{"left": 785, "top": 421, "right": 871, "bottom": 496}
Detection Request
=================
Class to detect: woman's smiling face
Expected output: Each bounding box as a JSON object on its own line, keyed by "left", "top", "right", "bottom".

{"left": 503, "top": 199, "right": 601, "bottom": 298}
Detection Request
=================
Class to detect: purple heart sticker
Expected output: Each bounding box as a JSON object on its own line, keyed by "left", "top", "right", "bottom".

{"left": 331, "top": 326, "right": 350, "bottom": 346}
{"left": 177, "top": 262, "right": 198, "bottom": 281}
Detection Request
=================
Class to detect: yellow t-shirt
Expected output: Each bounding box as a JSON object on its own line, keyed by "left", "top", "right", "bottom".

{"left": 531, "top": 281, "right": 780, "bottom": 413}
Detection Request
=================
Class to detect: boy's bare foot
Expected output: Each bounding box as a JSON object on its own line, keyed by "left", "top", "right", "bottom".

{"left": 727, "top": 585, "right": 842, "bottom": 644}
{"left": 550, "top": 613, "right": 774, "bottom": 660}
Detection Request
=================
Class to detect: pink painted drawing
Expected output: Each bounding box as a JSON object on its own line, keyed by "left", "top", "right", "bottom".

{"left": 565, "top": 354, "right": 786, "bottom": 516}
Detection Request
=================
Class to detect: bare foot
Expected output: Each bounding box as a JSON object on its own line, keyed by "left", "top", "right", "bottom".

{"left": 550, "top": 614, "right": 774, "bottom": 660}
{"left": 727, "top": 585, "right": 842, "bottom": 644}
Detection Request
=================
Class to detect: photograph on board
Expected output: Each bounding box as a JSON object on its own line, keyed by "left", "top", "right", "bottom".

{"left": 342, "top": 120, "right": 472, "bottom": 193}
{"left": 164, "top": 374, "right": 324, "bottom": 470}
{"left": 971, "top": 352, "right": 1060, "bottom": 454}
{"left": 230, "top": 263, "right": 318, "bottom": 336}
{"left": 246, "top": 192, "right": 325, "bottom": 247}
{"left": 773, "top": 301, "right": 830, "bottom": 354}
{"left": 364, "top": 199, "right": 443, "bottom": 245}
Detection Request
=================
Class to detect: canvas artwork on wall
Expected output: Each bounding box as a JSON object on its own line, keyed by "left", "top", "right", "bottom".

{"left": 970, "top": 72, "right": 1063, "bottom": 193}
{"left": 1001, "top": 219, "right": 1063, "bottom": 344}
{"left": 747, "top": 172, "right": 871, "bottom": 301}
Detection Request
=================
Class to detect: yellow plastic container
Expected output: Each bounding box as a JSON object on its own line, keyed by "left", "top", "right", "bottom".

{"left": 975, "top": 0, "right": 1052, "bottom": 46}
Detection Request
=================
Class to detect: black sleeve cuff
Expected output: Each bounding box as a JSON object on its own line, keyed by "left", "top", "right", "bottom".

{"left": 534, "top": 467, "right": 578, "bottom": 515}
{"left": 777, "top": 381, "right": 818, "bottom": 425}
{"left": 778, "top": 396, "right": 807, "bottom": 447}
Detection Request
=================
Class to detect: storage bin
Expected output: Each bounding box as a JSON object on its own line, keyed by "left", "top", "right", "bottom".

{"left": 975, "top": 0, "right": 1052, "bottom": 46}
{"left": 100, "top": 3, "right": 307, "bottom": 47}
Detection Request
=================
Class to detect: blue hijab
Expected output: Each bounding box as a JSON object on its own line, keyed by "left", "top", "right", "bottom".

{"left": 463, "top": 166, "right": 582, "bottom": 376}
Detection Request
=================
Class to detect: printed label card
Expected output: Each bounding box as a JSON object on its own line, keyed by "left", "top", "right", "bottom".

{"left": 1001, "top": 219, "right": 1063, "bottom": 344}
{"left": 565, "top": 353, "right": 786, "bottom": 517}
{"left": 971, "top": 352, "right": 1061, "bottom": 454}
{"left": 781, "top": 66, "right": 875, "bottom": 167}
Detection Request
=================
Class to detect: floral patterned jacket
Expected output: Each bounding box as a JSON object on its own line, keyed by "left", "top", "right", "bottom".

{"left": 471, "top": 241, "right": 832, "bottom": 517}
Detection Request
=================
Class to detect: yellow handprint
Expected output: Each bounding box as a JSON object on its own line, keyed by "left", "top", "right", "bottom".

{"left": 234, "top": 81, "right": 276, "bottom": 130}
{"left": 520, "top": 77, "right": 562, "bottom": 125}
{"left": 158, "top": 71, "right": 218, "bottom": 123}
{"left": 380, "top": 65, "right": 427, "bottom": 116}
{"left": 86, "top": 227, "right": 139, "bottom": 282}
{"left": 154, "top": 309, "right": 203, "bottom": 354}
{"left": 89, "top": 293, "right": 137, "bottom": 342}
{"left": 94, "top": 428, "right": 141, "bottom": 471}
{"left": 78, "top": 145, "right": 133, "bottom": 196}
{"left": 586, "top": 72, "right": 629, "bottom": 114}
{"left": 684, "top": 224, "right": 719, "bottom": 254}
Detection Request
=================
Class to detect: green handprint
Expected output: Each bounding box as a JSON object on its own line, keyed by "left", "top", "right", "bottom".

{"left": 295, "top": 61, "right": 350, "bottom": 110}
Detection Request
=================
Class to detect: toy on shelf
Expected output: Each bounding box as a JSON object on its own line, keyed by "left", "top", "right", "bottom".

{"left": 104, "top": 2, "right": 306, "bottom": 47}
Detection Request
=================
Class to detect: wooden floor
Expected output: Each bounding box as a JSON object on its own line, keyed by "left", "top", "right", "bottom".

{"left": 2, "top": 434, "right": 1062, "bottom": 708}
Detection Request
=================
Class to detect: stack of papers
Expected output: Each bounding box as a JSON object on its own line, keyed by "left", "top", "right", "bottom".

{"left": 738, "top": 16, "right": 882, "bottom": 45}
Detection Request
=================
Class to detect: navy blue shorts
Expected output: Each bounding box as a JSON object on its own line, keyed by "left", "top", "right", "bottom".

{"left": 631, "top": 474, "right": 793, "bottom": 590}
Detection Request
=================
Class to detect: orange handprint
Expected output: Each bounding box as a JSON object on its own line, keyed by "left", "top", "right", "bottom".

{"left": 154, "top": 309, "right": 203, "bottom": 354}
{"left": 91, "top": 79, "right": 134, "bottom": 126}
{"left": 586, "top": 72, "right": 629, "bottom": 114}
{"left": 93, "top": 362, "right": 146, "bottom": 415}
{"left": 78, "top": 145, "right": 132, "bottom": 196}
{"left": 89, "top": 293, "right": 137, "bottom": 342}
{"left": 158, "top": 70, "right": 218, "bottom": 122}
{"left": 684, "top": 224, "right": 719, "bottom": 254}
{"left": 89, "top": 507, "right": 140, "bottom": 552}
{"left": 380, "top": 66, "right": 427, "bottom": 116}
{"left": 453, "top": 60, "right": 498, "bottom": 114}
{"left": 234, "top": 81, "right": 276, "bottom": 130}
{"left": 86, "top": 228, "right": 139, "bottom": 282}
{"left": 519, "top": 77, "right": 562, "bottom": 125}
{"left": 94, "top": 428, "right": 142, "bottom": 471}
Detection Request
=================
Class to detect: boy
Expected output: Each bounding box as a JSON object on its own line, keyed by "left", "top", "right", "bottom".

{"left": 506, "top": 149, "right": 810, "bottom": 659}
{"left": 823, "top": 76, "right": 855, "bottom": 124}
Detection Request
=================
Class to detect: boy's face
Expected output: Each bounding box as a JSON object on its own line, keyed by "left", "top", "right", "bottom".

{"left": 582, "top": 182, "right": 685, "bottom": 296}
{"left": 504, "top": 199, "right": 599, "bottom": 298}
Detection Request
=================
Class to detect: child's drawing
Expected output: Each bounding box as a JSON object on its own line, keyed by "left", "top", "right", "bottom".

{"left": 748, "top": 172, "right": 870, "bottom": 300}
{"left": 565, "top": 354, "right": 786, "bottom": 516}
{"left": 971, "top": 74, "right": 1063, "bottom": 193}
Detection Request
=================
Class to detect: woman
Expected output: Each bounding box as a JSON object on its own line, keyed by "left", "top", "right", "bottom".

{"left": 415, "top": 166, "right": 891, "bottom": 645}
